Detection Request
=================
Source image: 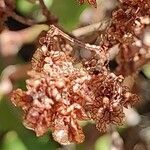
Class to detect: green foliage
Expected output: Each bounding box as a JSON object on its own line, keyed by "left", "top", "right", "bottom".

{"left": 2, "top": 131, "right": 27, "bottom": 150}
{"left": 51, "top": 0, "right": 86, "bottom": 30}
{"left": 142, "top": 64, "right": 150, "bottom": 79}
{"left": 0, "top": 99, "right": 21, "bottom": 132}
{"left": 16, "top": 0, "right": 53, "bottom": 21}
{"left": 95, "top": 134, "right": 110, "bottom": 150}
{"left": 16, "top": 0, "right": 39, "bottom": 16}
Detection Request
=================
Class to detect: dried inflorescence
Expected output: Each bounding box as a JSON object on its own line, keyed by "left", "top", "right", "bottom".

{"left": 116, "top": 42, "right": 150, "bottom": 76}
{"left": 11, "top": 25, "right": 139, "bottom": 145}
{"left": 85, "top": 70, "right": 139, "bottom": 132}
{"left": 101, "top": 0, "right": 150, "bottom": 75}
{"left": 11, "top": 27, "right": 91, "bottom": 145}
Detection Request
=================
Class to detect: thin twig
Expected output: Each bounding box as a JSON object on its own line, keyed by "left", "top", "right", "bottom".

{"left": 48, "top": 25, "right": 120, "bottom": 61}
{"left": 9, "top": 11, "right": 36, "bottom": 26}
{"left": 2, "top": 0, "right": 57, "bottom": 26}
{"left": 49, "top": 25, "right": 101, "bottom": 52}
{"left": 6, "top": 7, "right": 48, "bottom": 26}
{"left": 39, "top": 0, "right": 58, "bottom": 23}
{"left": 5, "top": 6, "right": 37, "bottom": 26}
{"left": 72, "top": 19, "right": 109, "bottom": 37}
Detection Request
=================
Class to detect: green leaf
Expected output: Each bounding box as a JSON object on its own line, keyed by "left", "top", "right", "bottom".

{"left": 142, "top": 64, "right": 150, "bottom": 79}
{"left": 1, "top": 131, "right": 27, "bottom": 150}
{"left": 0, "top": 98, "right": 22, "bottom": 132}
{"left": 51, "top": 0, "right": 86, "bottom": 31}
{"left": 16, "top": 0, "right": 53, "bottom": 19}
{"left": 95, "top": 134, "right": 110, "bottom": 150}
{"left": 18, "top": 132, "right": 58, "bottom": 150}
{"left": 16, "top": 0, "right": 38, "bottom": 16}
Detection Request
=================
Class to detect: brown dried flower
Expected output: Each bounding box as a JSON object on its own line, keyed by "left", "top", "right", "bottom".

{"left": 101, "top": 0, "right": 150, "bottom": 75}
{"left": 85, "top": 71, "right": 139, "bottom": 132}
{"left": 11, "top": 28, "right": 91, "bottom": 145}
{"left": 11, "top": 25, "right": 139, "bottom": 145}
{"left": 11, "top": 67, "right": 90, "bottom": 144}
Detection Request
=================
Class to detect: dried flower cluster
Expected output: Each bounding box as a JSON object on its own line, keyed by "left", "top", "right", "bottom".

{"left": 11, "top": 25, "right": 139, "bottom": 145}
{"left": 12, "top": 27, "right": 91, "bottom": 145}
{"left": 86, "top": 71, "right": 139, "bottom": 132}
{"left": 101, "top": 0, "right": 150, "bottom": 76}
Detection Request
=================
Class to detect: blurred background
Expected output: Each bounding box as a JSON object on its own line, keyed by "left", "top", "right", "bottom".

{"left": 0, "top": 0, "right": 150, "bottom": 150}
